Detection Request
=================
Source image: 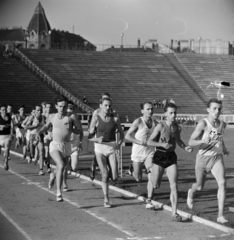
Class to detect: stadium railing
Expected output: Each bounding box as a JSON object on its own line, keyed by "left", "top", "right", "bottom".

{"left": 14, "top": 48, "right": 94, "bottom": 114}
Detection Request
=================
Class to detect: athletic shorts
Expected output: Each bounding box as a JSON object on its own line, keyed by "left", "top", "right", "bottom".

{"left": 152, "top": 150, "right": 177, "bottom": 168}
{"left": 29, "top": 134, "right": 44, "bottom": 146}
{"left": 94, "top": 142, "right": 116, "bottom": 157}
{"left": 49, "top": 141, "right": 72, "bottom": 158}
{"left": 195, "top": 153, "right": 223, "bottom": 174}
{"left": 16, "top": 127, "right": 26, "bottom": 139}
{"left": 0, "top": 135, "right": 11, "bottom": 147}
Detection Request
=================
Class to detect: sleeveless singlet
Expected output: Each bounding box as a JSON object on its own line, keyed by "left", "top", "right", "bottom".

{"left": 96, "top": 115, "right": 116, "bottom": 142}
{"left": 157, "top": 121, "right": 180, "bottom": 152}
{"left": 30, "top": 115, "right": 45, "bottom": 134}
{"left": 52, "top": 113, "right": 72, "bottom": 143}
{"left": 0, "top": 114, "right": 11, "bottom": 135}
{"left": 131, "top": 117, "right": 156, "bottom": 157}
{"left": 198, "top": 118, "right": 225, "bottom": 157}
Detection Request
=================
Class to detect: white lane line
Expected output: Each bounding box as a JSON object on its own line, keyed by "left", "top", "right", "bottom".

{"left": 0, "top": 165, "right": 134, "bottom": 238}
{"left": 0, "top": 206, "right": 33, "bottom": 240}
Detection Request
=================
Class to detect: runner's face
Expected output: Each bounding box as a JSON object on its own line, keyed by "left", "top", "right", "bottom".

{"left": 35, "top": 106, "right": 42, "bottom": 117}
{"left": 142, "top": 103, "right": 153, "bottom": 117}
{"left": 207, "top": 102, "right": 222, "bottom": 120}
{"left": 1, "top": 107, "right": 6, "bottom": 116}
{"left": 100, "top": 100, "right": 111, "bottom": 114}
{"left": 45, "top": 104, "right": 52, "bottom": 114}
{"left": 19, "top": 107, "right": 25, "bottom": 114}
{"left": 7, "top": 106, "right": 12, "bottom": 113}
{"left": 56, "top": 101, "right": 67, "bottom": 115}
{"left": 165, "top": 107, "right": 177, "bottom": 122}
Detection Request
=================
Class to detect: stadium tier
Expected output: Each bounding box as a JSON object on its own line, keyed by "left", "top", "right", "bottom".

{"left": 176, "top": 53, "right": 234, "bottom": 114}
{"left": 0, "top": 46, "right": 58, "bottom": 113}
{"left": 17, "top": 49, "right": 207, "bottom": 121}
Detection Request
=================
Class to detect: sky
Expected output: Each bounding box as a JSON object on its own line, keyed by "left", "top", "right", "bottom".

{"left": 0, "top": 0, "right": 234, "bottom": 47}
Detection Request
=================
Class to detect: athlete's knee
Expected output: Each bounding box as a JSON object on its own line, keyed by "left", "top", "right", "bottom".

{"left": 218, "top": 178, "right": 226, "bottom": 189}
{"left": 196, "top": 184, "right": 203, "bottom": 191}
{"left": 170, "top": 182, "right": 178, "bottom": 192}
{"left": 102, "top": 174, "right": 109, "bottom": 183}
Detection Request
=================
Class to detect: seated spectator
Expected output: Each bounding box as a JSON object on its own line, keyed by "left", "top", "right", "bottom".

{"left": 3, "top": 43, "right": 10, "bottom": 58}
{"left": 170, "top": 98, "right": 175, "bottom": 104}
{"left": 83, "top": 96, "right": 89, "bottom": 104}
{"left": 126, "top": 115, "right": 129, "bottom": 123}
{"left": 157, "top": 99, "right": 162, "bottom": 108}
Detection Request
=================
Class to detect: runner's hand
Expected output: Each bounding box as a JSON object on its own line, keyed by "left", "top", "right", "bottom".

{"left": 139, "top": 139, "right": 147, "bottom": 146}
{"left": 202, "top": 136, "right": 210, "bottom": 144}
{"left": 185, "top": 146, "right": 193, "bottom": 153}
{"left": 78, "top": 143, "right": 83, "bottom": 152}
{"left": 223, "top": 148, "right": 229, "bottom": 156}
{"left": 163, "top": 143, "right": 172, "bottom": 149}
{"left": 97, "top": 136, "right": 103, "bottom": 144}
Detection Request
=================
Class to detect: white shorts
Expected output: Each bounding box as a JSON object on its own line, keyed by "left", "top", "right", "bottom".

{"left": 0, "top": 135, "right": 11, "bottom": 147}
{"left": 94, "top": 142, "right": 116, "bottom": 157}
{"left": 16, "top": 127, "right": 26, "bottom": 139}
{"left": 49, "top": 141, "right": 72, "bottom": 158}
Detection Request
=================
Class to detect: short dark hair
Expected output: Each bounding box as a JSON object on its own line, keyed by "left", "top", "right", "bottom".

{"left": 68, "top": 100, "right": 74, "bottom": 106}
{"left": 19, "top": 105, "right": 25, "bottom": 109}
{"left": 7, "top": 104, "right": 12, "bottom": 107}
{"left": 164, "top": 102, "right": 177, "bottom": 112}
{"left": 55, "top": 95, "right": 68, "bottom": 105}
{"left": 207, "top": 98, "right": 222, "bottom": 108}
{"left": 100, "top": 97, "right": 112, "bottom": 104}
{"left": 140, "top": 102, "right": 153, "bottom": 110}
{"left": 0, "top": 104, "right": 7, "bottom": 109}
{"left": 101, "top": 92, "right": 110, "bottom": 98}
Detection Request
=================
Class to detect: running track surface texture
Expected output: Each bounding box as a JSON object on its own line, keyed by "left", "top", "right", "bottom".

{"left": 1, "top": 127, "right": 234, "bottom": 240}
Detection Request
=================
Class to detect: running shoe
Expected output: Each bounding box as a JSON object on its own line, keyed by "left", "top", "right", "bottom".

{"left": 104, "top": 201, "right": 112, "bottom": 208}
{"left": 217, "top": 216, "right": 229, "bottom": 224}
{"left": 187, "top": 189, "right": 194, "bottom": 209}
{"left": 56, "top": 194, "right": 63, "bottom": 202}
{"left": 39, "top": 170, "right": 45, "bottom": 176}
{"left": 171, "top": 213, "right": 182, "bottom": 222}
{"left": 145, "top": 199, "right": 161, "bottom": 210}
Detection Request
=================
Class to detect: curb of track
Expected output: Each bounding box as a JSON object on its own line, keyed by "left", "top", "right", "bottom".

{"left": 8, "top": 150, "right": 234, "bottom": 235}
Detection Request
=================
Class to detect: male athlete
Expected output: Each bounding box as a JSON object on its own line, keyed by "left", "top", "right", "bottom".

{"left": 22, "top": 105, "right": 46, "bottom": 175}
{"left": 187, "top": 98, "right": 228, "bottom": 224}
{"left": 0, "top": 104, "right": 14, "bottom": 170}
{"left": 43, "top": 102, "right": 53, "bottom": 173}
{"left": 14, "top": 105, "right": 27, "bottom": 158}
{"left": 147, "top": 102, "right": 192, "bottom": 221}
{"left": 36, "top": 96, "right": 82, "bottom": 202}
{"left": 125, "top": 102, "right": 158, "bottom": 209}
{"left": 67, "top": 101, "right": 83, "bottom": 175}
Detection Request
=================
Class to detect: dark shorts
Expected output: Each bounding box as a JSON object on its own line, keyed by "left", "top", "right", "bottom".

{"left": 152, "top": 150, "right": 177, "bottom": 168}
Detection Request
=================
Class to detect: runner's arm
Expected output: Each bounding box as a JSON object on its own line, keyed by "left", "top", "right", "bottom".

{"left": 69, "top": 115, "right": 82, "bottom": 135}
{"left": 88, "top": 116, "right": 103, "bottom": 143}
{"left": 188, "top": 120, "right": 209, "bottom": 147}
{"left": 115, "top": 117, "right": 124, "bottom": 147}
{"left": 175, "top": 126, "right": 193, "bottom": 152}
{"left": 124, "top": 119, "right": 142, "bottom": 145}
{"left": 37, "top": 115, "right": 52, "bottom": 135}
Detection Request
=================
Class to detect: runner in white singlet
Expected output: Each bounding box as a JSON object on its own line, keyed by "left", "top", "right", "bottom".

{"left": 125, "top": 102, "right": 158, "bottom": 209}
{"left": 187, "top": 98, "right": 229, "bottom": 224}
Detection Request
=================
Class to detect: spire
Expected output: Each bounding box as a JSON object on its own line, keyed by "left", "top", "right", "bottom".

{"left": 28, "top": 2, "right": 51, "bottom": 34}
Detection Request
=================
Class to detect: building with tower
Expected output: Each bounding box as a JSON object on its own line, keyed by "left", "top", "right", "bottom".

{"left": 0, "top": 2, "right": 96, "bottom": 50}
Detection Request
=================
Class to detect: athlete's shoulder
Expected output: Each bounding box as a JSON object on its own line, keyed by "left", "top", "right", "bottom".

{"left": 93, "top": 108, "right": 101, "bottom": 117}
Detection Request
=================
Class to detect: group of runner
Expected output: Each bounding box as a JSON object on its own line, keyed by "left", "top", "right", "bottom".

{"left": 0, "top": 94, "right": 229, "bottom": 224}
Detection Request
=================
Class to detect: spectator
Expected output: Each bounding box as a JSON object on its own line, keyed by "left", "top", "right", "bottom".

{"left": 3, "top": 43, "right": 10, "bottom": 58}
{"left": 162, "top": 98, "right": 168, "bottom": 108}
{"left": 158, "top": 99, "right": 162, "bottom": 108}
{"left": 83, "top": 96, "right": 89, "bottom": 104}
{"left": 126, "top": 115, "right": 129, "bottom": 123}
{"left": 170, "top": 98, "right": 175, "bottom": 104}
